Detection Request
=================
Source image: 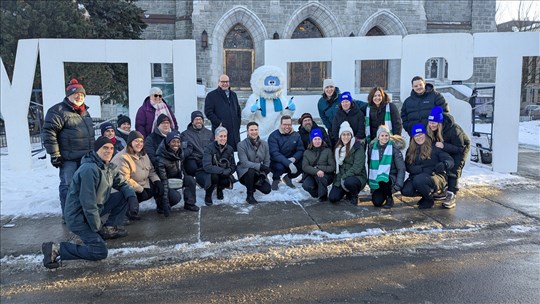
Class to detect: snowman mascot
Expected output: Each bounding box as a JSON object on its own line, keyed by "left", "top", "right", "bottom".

{"left": 242, "top": 65, "right": 295, "bottom": 139}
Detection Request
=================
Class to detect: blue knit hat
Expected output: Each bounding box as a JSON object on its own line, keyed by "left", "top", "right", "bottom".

{"left": 428, "top": 106, "right": 444, "bottom": 123}
{"left": 310, "top": 128, "right": 323, "bottom": 142}
{"left": 340, "top": 91, "right": 353, "bottom": 103}
{"left": 100, "top": 122, "right": 114, "bottom": 135}
{"left": 411, "top": 123, "right": 426, "bottom": 137}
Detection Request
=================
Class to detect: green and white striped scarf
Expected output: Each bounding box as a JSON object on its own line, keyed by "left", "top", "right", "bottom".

{"left": 365, "top": 104, "right": 393, "bottom": 139}
{"left": 368, "top": 139, "right": 393, "bottom": 190}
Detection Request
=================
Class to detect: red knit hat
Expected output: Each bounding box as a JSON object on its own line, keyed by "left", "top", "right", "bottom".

{"left": 66, "top": 79, "right": 86, "bottom": 97}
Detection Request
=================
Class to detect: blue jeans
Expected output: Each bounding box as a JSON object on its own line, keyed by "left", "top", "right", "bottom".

{"left": 59, "top": 160, "right": 80, "bottom": 214}
{"left": 59, "top": 192, "right": 128, "bottom": 261}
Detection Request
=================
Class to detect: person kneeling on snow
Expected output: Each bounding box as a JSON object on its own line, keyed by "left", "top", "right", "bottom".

{"left": 42, "top": 136, "right": 137, "bottom": 269}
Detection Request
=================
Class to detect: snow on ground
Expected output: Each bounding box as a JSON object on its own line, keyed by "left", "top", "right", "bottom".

{"left": 1, "top": 121, "right": 539, "bottom": 217}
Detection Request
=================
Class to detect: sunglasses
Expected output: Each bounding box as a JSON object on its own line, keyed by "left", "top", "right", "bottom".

{"left": 153, "top": 94, "right": 162, "bottom": 98}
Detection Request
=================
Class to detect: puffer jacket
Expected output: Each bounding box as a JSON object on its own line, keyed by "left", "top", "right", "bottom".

{"left": 400, "top": 83, "right": 449, "bottom": 136}
{"left": 111, "top": 149, "right": 159, "bottom": 193}
{"left": 330, "top": 103, "right": 366, "bottom": 144}
{"left": 333, "top": 141, "right": 367, "bottom": 187}
{"left": 268, "top": 128, "right": 305, "bottom": 167}
{"left": 145, "top": 128, "right": 167, "bottom": 167}
{"left": 64, "top": 151, "right": 135, "bottom": 233}
{"left": 156, "top": 140, "right": 187, "bottom": 206}
{"left": 367, "top": 135, "right": 406, "bottom": 190}
{"left": 302, "top": 143, "right": 335, "bottom": 177}
{"left": 135, "top": 96, "right": 178, "bottom": 138}
{"left": 42, "top": 99, "right": 95, "bottom": 161}
{"left": 236, "top": 137, "right": 270, "bottom": 179}
{"left": 180, "top": 122, "right": 214, "bottom": 167}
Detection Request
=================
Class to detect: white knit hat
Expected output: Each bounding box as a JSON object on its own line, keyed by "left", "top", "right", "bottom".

{"left": 338, "top": 121, "right": 354, "bottom": 138}
{"left": 323, "top": 79, "right": 335, "bottom": 89}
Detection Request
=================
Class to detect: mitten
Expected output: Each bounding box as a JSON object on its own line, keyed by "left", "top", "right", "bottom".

{"left": 435, "top": 162, "right": 446, "bottom": 174}
{"left": 50, "top": 155, "right": 63, "bottom": 168}
{"left": 286, "top": 97, "right": 296, "bottom": 111}
{"left": 154, "top": 180, "right": 164, "bottom": 197}
{"left": 250, "top": 99, "right": 260, "bottom": 112}
{"left": 259, "top": 164, "right": 270, "bottom": 174}
{"left": 288, "top": 163, "right": 298, "bottom": 174}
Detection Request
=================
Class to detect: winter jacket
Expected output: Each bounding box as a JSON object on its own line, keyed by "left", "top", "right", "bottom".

{"left": 204, "top": 87, "right": 241, "bottom": 150}
{"left": 363, "top": 101, "right": 403, "bottom": 142}
{"left": 42, "top": 98, "right": 95, "bottom": 161}
{"left": 64, "top": 151, "right": 135, "bottom": 233}
{"left": 405, "top": 145, "right": 455, "bottom": 179}
{"left": 330, "top": 103, "right": 366, "bottom": 145}
{"left": 180, "top": 122, "right": 214, "bottom": 167}
{"left": 333, "top": 141, "right": 367, "bottom": 187}
{"left": 135, "top": 97, "right": 178, "bottom": 138}
{"left": 298, "top": 122, "right": 330, "bottom": 149}
{"left": 111, "top": 149, "right": 159, "bottom": 193}
{"left": 201, "top": 141, "right": 237, "bottom": 188}
{"left": 145, "top": 128, "right": 167, "bottom": 167}
{"left": 156, "top": 140, "right": 190, "bottom": 206}
{"left": 302, "top": 144, "right": 336, "bottom": 177}
{"left": 401, "top": 83, "right": 449, "bottom": 136}
{"left": 268, "top": 129, "right": 305, "bottom": 167}
{"left": 317, "top": 87, "right": 341, "bottom": 131}
{"left": 429, "top": 113, "right": 471, "bottom": 177}
{"left": 367, "top": 135, "right": 406, "bottom": 190}
{"left": 237, "top": 137, "right": 270, "bottom": 179}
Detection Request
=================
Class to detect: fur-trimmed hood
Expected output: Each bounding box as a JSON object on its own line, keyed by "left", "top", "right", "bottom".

{"left": 369, "top": 134, "right": 406, "bottom": 150}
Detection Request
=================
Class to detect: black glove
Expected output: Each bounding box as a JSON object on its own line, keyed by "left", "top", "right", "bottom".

{"left": 153, "top": 180, "right": 164, "bottom": 197}
{"left": 260, "top": 164, "right": 270, "bottom": 174}
{"left": 50, "top": 155, "right": 63, "bottom": 168}
{"left": 392, "top": 184, "right": 401, "bottom": 193}
{"left": 222, "top": 168, "right": 232, "bottom": 176}
{"left": 435, "top": 162, "right": 447, "bottom": 174}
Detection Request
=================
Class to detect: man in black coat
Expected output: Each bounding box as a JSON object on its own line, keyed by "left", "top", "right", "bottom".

{"left": 181, "top": 111, "right": 214, "bottom": 177}
{"left": 400, "top": 76, "right": 449, "bottom": 137}
{"left": 204, "top": 74, "right": 241, "bottom": 151}
{"left": 42, "top": 79, "right": 95, "bottom": 215}
{"left": 297, "top": 112, "right": 330, "bottom": 149}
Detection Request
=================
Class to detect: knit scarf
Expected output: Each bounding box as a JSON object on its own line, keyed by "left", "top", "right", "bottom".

{"left": 151, "top": 100, "right": 176, "bottom": 132}
{"left": 365, "top": 104, "right": 392, "bottom": 139}
{"left": 368, "top": 139, "right": 393, "bottom": 190}
{"left": 334, "top": 137, "right": 356, "bottom": 174}
{"left": 260, "top": 97, "right": 283, "bottom": 117}
{"left": 67, "top": 100, "right": 86, "bottom": 115}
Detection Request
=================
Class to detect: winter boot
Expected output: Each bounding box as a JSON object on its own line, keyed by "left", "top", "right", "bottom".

{"left": 98, "top": 225, "right": 128, "bottom": 240}
{"left": 42, "top": 242, "right": 60, "bottom": 269}
{"left": 205, "top": 188, "right": 214, "bottom": 206}
{"left": 350, "top": 193, "right": 358, "bottom": 205}
{"left": 418, "top": 197, "right": 435, "bottom": 209}
{"left": 271, "top": 179, "right": 280, "bottom": 191}
{"left": 163, "top": 202, "right": 171, "bottom": 217}
{"left": 217, "top": 187, "right": 224, "bottom": 200}
{"left": 383, "top": 195, "right": 394, "bottom": 209}
{"left": 318, "top": 194, "right": 328, "bottom": 202}
{"left": 184, "top": 204, "right": 200, "bottom": 212}
{"left": 283, "top": 175, "right": 296, "bottom": 188}
{"left": 246, "top": 192, "right": 258, "bottom": 205}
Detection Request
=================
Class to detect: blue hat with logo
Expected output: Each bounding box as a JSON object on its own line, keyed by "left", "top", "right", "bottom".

{"left": 428, "top": 106, "right": 444, "bottom": 123}
{"left": 411, "top": 123, "right": 426, "bottom": 137}
{"left": 310, "top": 128, "right": 323, "bottom": 142}
{"left": 340, "top": 91, "right": 353, "bottom": 103}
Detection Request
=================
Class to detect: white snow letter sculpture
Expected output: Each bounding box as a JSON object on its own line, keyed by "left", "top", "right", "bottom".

{"left": 242, "top": 65, "right": 296, "bottom": 139}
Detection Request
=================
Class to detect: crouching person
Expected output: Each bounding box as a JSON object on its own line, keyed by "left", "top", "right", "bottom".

{"left": 367, "top": 126, "right": 406, "bottom": 209}
{"left": 197, "top": 126, "right": 236, "bottom": 206}
{"left": 42, "top": 136, "right": 137, "bottom": 269}
{"left": 157, "top": 130, "right": 200, "bottom": 216}
{"left": 237, "top": 122, "right": 272, "bottom": 204}
{"left": 329, "top": 122, "right": 367, "bottom": 204}
{"left": 302, "top": 128, "right": 335, "bottom": 202}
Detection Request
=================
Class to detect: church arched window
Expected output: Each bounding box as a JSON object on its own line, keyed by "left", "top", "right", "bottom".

{"left": 223, "top": 23, "right": 254, "bottom": 90}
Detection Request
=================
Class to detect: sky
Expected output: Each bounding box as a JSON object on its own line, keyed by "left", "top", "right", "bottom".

{"left": 1, "top": 121, "right": 539, "bottom": 218}
{"left": 496, "top": 0, "right": 540, "bottom": 23}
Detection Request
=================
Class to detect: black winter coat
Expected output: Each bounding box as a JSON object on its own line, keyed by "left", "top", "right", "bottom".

{"left": 363, "top": 102, "right": 403, "bottom": 141}
{"left": 180, "top": 123, "right": 214, "bottom": 167}
{"left": 202, "top": 141, "right": 237, "bottom": 176}
{"left": 298, "top": 122, "right": 330, "bottom": 149}
{"left": 42, "top": 99, "right": 95, "bottom": 161}
{"left": 401, "top": 83, "right": 449, "bottom": 136}
{"left": 405, "top": 145, "right": 454, "bottom": 180}
{"left": 330, "top": 103, "right": 366, "bottom": 145}
{"left": 156, "top": 141, "right": 185, "bottom": 206}
{"left": 204, "top": 88, "right": 241, "bottom": 150}
{"left": 430, "top": 113, "right": 471, "bottom": 177}
{"left": 145, "top": 128, "right": 166, "bottom": 167}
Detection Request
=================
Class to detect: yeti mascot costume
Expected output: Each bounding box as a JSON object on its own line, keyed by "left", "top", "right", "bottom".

{"left": 242, "top": 65, "right": 296, "bottom": 139}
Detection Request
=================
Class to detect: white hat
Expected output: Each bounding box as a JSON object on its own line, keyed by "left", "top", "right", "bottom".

{"left": 323, "top": 79, "right": 335, "bottom": 89}
{"left": 338, "top": 121, "right": 354, "bottom": 138}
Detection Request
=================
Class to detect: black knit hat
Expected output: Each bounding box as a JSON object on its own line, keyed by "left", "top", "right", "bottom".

{"left": 100, "top": 122, "right": 114, "bottom": 135}
{"left": 117, "top": 114, "right": 131, "bottom": 127}
{"left": 166, "top": 130, "right": 181, "bottom": 145}
{"left": 127, "top": 131, "right": 144, "bottom": 146}
{"left": 191, "top": 110, "right": 204, "bottom": 122}
{"left": 156, "top": 114, "right": 171, "bottom": 126}
{"left": 94, "top": 136, "right": 113, "bottom": 152}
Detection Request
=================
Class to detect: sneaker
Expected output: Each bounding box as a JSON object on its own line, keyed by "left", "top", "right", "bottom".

{"left": 283, "top": 176, "right": 296, "bottom": 189}
{"left": 383, "top": 195, "right": 394, "bottom": 209}
{"left": 98, "top": 225, "right": 128, "bottom": 240}
{"left": 442, "top": 191, "right": 456, "bottom": 209}
{"left": 42, "top": 242, "right": 60, "bottom": 269}
{"left": 271, "top": 180, "right": 280, "bottom": 191}
{"left": 184, "top": 204, "right": 200, "bottom": 212}
{"left": 217, "top": 188, "right": 224, "bottom": 200}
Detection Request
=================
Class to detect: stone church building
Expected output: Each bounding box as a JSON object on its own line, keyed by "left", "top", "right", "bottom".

{"left": 135, "top": 0, "right": 496, "bottom": 102}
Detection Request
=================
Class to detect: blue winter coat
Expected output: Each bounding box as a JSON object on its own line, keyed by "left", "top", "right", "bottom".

{"left": 268, "top": 129, "right": 305, "bottom": 167}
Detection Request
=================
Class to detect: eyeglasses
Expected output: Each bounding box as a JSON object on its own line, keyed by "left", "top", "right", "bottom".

{"left": 219, "top": 81, "right": 229, "bottom": 83}
{"left": 153, "top": 94, "right": 162, "bottom": 98}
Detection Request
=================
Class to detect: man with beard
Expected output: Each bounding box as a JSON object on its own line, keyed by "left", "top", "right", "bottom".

{"left": 297, "top": 113, "right": 330, "bottom": 149}
{"left": 181, "top": 111, "right": 214, "bottom": 177}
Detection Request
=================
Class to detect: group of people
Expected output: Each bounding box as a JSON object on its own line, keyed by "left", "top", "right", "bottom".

{"left": 40, "top": 74, "right": 470, "bottom": 270}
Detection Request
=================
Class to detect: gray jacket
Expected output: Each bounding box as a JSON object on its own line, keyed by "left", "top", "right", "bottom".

{"left": 236, "top": 137, "right": 270, "bottom": 179}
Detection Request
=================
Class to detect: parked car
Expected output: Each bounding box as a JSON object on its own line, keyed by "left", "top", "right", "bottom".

{"left": 522, "top": 105, "right": 540, "bottom": 120}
